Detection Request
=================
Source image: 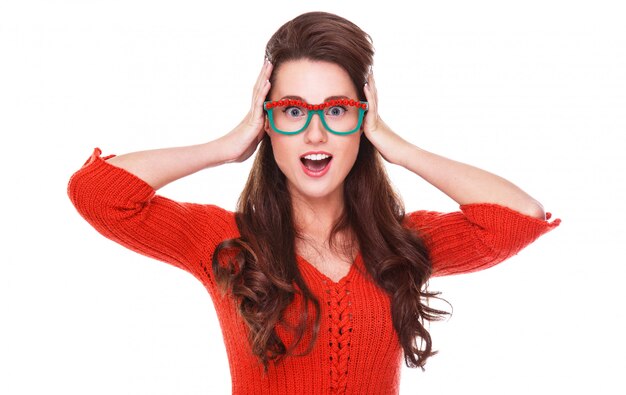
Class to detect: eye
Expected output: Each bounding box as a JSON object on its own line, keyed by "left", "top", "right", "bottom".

{"left": 326, "top": 106, "right": 346, "bottom": 117}
{"left": 284, "top": 106, "right": 305, "bottom": 118}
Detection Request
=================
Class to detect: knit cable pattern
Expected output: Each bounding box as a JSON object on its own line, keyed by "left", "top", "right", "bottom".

{"left": 323, "top": 279, "right": 353, "bottom": 395}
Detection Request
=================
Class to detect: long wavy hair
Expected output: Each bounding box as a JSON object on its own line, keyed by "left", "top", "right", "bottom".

{"left": 212, "top": 11, "right": 449, "bottom": 374}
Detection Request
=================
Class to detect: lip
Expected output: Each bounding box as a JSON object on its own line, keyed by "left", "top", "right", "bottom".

{"left": 300, "top": 156, "right": 333, "bottom": 178}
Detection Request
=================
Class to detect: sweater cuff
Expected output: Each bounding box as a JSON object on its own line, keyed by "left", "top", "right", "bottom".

{"left": 458, "top": 202, "right": 561, "bottom": 261}
{"left": 459, "top": 202, "right": 561, "bottom": 233}
{"left": 68, "top": 147, "right": 157, "bottom": 218}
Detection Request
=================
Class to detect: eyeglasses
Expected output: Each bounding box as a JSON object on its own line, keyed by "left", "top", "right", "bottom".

{"left": 263, "top": 98, "right": 368, "bottom": 135}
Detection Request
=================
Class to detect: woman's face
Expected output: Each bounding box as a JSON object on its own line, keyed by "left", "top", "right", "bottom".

{"left": 265, "top": 59, "right": 362, "bottom": 202}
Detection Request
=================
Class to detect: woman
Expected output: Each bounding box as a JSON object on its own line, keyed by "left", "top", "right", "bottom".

{"left": 67, "top": 11, "right": 560, "bottom": 395}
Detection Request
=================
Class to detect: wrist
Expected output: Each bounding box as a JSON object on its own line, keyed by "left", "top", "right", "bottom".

{"left": 201, "top": 137, "right": 237, "bottom": 168}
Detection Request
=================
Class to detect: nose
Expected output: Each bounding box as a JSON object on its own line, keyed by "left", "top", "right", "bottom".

{"left": 303, "top": 111, "right": 328, "bottom": 143}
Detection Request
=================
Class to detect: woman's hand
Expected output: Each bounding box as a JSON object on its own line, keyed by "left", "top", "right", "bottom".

{"left": 222, "top": 59, "right": 273, "bottom": 163}
{"left": 362, "top": 69, "right": 413, "bottom": 167}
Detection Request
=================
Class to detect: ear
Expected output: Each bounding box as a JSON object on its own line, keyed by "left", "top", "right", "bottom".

{"left": 264, "top": 115, "right": 271, "bottom": 135}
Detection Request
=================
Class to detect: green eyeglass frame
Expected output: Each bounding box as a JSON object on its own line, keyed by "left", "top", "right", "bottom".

{"left": 263, "top": 100, "right": 369, "bottom": 135}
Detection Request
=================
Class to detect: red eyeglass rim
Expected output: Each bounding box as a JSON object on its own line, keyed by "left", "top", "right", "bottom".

{"left": 264, "top": 99, "right": 368, "bottom": 111}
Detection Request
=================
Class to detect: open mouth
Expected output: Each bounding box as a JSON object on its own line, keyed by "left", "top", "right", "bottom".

{"left": 300, "top": 153, "right": 333, "bottom": 172}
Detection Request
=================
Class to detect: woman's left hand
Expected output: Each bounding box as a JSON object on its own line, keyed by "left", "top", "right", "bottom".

{"left": 362, "top": 69, "right": 413, "bottom": 167}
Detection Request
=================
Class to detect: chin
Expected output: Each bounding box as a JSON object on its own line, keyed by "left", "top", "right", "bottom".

{"left": 289, "top": 179, "right": 341, "bottom": 200}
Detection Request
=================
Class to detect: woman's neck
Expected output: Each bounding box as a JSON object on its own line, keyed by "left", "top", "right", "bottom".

{"left": 289, "top": 186, "right": 359, "bottom": 261}
{"left": 291, "top": 190, "right": 344, "bottom": 240}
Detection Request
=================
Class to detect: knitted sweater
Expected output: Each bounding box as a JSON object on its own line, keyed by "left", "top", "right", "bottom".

{"left": 67, "top": 147, "right": 560, "bottom": 395}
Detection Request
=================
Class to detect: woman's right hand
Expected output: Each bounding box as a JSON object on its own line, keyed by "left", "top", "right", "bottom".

{"left": 222, "top": 59, "right": 274, "bottom": 163}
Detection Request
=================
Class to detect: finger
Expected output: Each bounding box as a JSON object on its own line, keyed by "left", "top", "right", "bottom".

{"left": 251, "top": 61, "right": 271, "bottom": 109}
{"left": 252, "top": 79, "right": 271, "bottom": 121}
{"left": 253, "top": 59, "right": 271, "bottom": 92}
{"left": 364, "top": 78, "right": 378, "bottom": 118}
{"left": 251, "top": 61, "right": 273, "bottom": 116}
{"left": 252, "top": 68, "right": 273, "bottom": 121}
{"left": 367, "top": 71, "right": 378, "bottom": 105}
{"left": 254, "top": 61, "right": 273, "bottom": 97}
{"left": 364, "top": 81, "right": 372, "bottom": 105}
{"left": 363, "top": 86, "right": 376, "bottom": 132}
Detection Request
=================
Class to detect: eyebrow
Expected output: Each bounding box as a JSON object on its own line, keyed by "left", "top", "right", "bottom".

{"left": 280, "top": 95, "right": 351, "bottom": 103}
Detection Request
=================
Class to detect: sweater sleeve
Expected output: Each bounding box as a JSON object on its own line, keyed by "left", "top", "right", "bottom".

{"left": 66, "top": 147, "right": 237, "bottom": 282}
{"left": 403, "top": 203, "right": 561, "bottom": 277}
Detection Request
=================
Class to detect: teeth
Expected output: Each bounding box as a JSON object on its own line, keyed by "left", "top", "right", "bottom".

{"left": 302, "top": 154, "right": 331, "bottom": 161}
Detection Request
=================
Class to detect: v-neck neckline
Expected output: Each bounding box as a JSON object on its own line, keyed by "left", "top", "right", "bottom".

{"left": 296, "top": 251, "right": 362, "bottom": 285}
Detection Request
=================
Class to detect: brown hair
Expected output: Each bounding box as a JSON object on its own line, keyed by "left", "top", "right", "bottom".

{"left": 212, "top": 11, "right": 449, "bottom": 374}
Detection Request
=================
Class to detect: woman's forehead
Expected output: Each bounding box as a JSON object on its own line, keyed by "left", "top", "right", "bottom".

{"left": 272, "top": 59, "right": 357, "bottom": 101}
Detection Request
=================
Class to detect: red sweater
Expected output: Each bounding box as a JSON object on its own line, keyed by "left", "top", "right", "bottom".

{"left": 67, "top": 147, "right": 560, "bottom": 395}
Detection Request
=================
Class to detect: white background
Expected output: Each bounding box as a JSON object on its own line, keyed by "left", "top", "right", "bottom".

{"left": 1, "top": 0, "right": 624, "bottom": 394}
